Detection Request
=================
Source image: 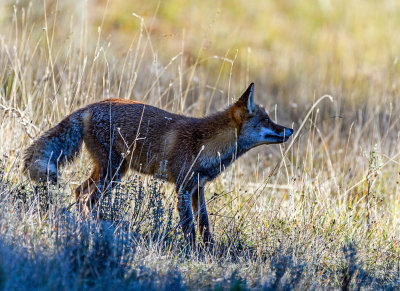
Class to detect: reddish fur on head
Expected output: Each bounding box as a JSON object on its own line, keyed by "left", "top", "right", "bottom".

{"left": 231, "top": 104, "right": 246, "bottom": 127}
{"left": 230, "top": 82, "right": 255, "bottom": 130}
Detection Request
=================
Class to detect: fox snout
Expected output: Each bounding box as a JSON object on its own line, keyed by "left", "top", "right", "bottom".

{"left": 261, "top": 122, "right": 294, "bottom": 144}
{"left": 279, "top": 127, "right": 294, "bottom": 141}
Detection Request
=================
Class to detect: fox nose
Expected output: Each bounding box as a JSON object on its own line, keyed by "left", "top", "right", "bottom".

{"left": 284, "top": 128, "right": 294, "bottom": 137}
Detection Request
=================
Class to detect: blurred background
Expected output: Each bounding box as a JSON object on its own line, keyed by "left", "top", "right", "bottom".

{"left": 1, "top": 0, "right": 400, "bottom": 115}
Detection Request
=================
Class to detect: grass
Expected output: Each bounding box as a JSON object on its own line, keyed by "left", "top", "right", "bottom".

{"left": 1, "top": 0, "right": 400, "bottom": 289}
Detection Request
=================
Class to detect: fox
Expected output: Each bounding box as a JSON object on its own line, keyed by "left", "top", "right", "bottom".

{"left": 23, "top": 83, "right": 293, "bottom": 245}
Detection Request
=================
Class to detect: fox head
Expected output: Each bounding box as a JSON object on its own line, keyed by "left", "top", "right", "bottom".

{"left": 232, "top": 83, "right": 294, "bottom": 147}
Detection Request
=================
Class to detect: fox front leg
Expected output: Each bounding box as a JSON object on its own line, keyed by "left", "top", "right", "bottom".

{"left": 177, "top": 187, "right": 196, "bottom": 246}
{"left": 192, "top": 186, "right": 213, "bottom": 245}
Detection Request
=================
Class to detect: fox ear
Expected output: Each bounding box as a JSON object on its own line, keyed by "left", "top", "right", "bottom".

{"left": 239, "top": 83, "right": 255, "bottom": 114}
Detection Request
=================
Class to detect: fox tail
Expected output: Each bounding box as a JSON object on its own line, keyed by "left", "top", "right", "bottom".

{"left": 22, "top": 109, "right": 87, "bottom": 183}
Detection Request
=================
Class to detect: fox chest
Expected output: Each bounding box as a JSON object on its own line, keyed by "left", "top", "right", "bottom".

{"left": 197, "top": 152, "right": 236, "bottom": 182}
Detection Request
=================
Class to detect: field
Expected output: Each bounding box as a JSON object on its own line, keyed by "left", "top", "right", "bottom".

{"left": 1, "top": 0, "right": 400, "bottom": 289}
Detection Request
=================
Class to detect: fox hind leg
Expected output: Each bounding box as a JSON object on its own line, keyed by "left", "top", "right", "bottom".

{"left": 75, "top": 166, "right": 100, "bottom": 217}
{"left": 89, "top": 152, "right": 127, "bottom": 218}
{"left": 76, "top": 145, "right": 127, "bottom": 217}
